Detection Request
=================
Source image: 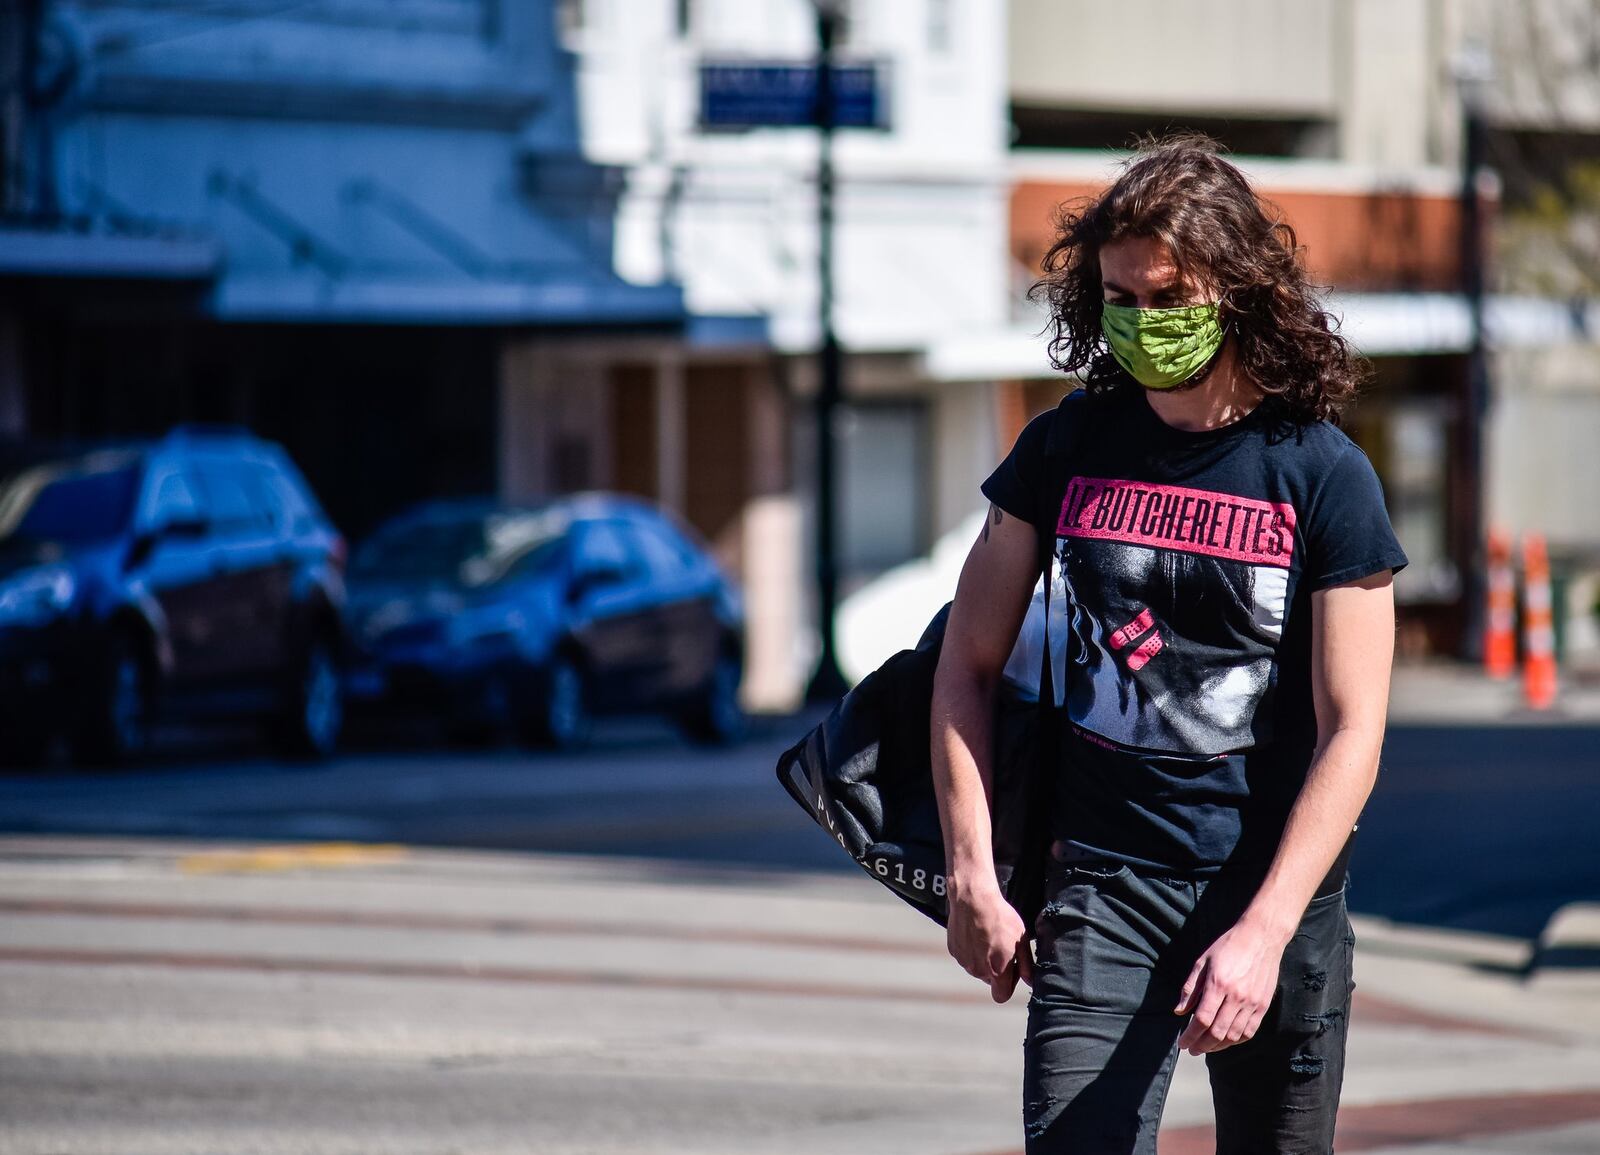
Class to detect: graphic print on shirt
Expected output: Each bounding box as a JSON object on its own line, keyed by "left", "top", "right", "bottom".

{"left": 1047, "top": 476, "right": 1295, "bottom": 756}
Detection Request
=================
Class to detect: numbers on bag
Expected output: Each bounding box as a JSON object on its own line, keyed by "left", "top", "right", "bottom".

{"left": 863, "top": 856, "right": 947, "bottom": 901}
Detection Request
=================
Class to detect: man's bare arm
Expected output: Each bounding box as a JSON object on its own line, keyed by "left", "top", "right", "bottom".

{"left": 1176, "top": 570, "right": 1395, "bottom": 1053}
{"left": 931, "top": 503, "right": 1043, "bottom": 1003}
{"left": 1247, "top": 572, "right": 1393, "bottom": 914}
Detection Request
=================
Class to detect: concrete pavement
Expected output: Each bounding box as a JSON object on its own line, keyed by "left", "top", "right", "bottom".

{"left": 1386, "top": 660, "right": 1600, "bottom": 726}
{"left": 1, "top": 836, "right": 1596, "bottom": 1154}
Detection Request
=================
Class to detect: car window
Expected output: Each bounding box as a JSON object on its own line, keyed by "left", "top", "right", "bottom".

{"left": 575, "top": 520, "right": 636, "bottom": 576}
{"left": 353, "top": 518, "right": 486, "bottom": 583}
{"left": 352, "top": 508, "right": 568, "bottom": 588}
{"left": 630, "top": 519, "right": 700, "bottom": 583}
{"left": 261, "top": 454, "right": 327, "bottom": 534}
{"left": 0, "top": 455, "right": 141, "bottom": 544}
{"left": 480, "top": 511, "right": 568, "bottom": 584}
{"left": 196, "top": 464, "right": 273, "bottom": 535}
{"left": 504, "top": 535, "right": 568, "bottom": 581}
{"left": 147, "top": 469, "right": 205, "bottom": 528}
{"left": 239, "top": 465, "right": 285, "bottom": 531}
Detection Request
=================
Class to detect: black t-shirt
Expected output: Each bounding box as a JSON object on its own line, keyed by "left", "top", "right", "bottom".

{"left": 982, "top": 387, "right": 1408, "bottom": 874}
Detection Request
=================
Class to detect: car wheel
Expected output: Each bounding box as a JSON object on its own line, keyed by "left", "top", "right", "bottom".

{"left": 73, "top": 631, "right": 153, "bottom": 767}
{"left": 679, "top": 652, "right": 744, "bottom": 746}
{"left": 272, "top": 633, "right": 343, "bottom": 760}
{"left": 526, "top": 656, "right": 590, "bottom": 750}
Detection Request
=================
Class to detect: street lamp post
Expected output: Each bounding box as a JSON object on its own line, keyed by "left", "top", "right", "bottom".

{"left": 1455, "top": 44, "right": 1493, "bottom": 662}
{"left": 804, "top": 2, "right": 850, "bottom": 702}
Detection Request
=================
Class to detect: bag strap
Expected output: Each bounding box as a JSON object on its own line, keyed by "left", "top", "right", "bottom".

{"left": 1007, "top": 389, "right": 1091, "bottom": 922}
{"left": 1035, "top": 388, "right": 1091, "bottom": 704}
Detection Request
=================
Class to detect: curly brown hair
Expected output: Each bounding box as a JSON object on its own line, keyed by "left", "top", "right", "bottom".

{"left": 1028, "top": 134, "right": 1365, "bottom": 425}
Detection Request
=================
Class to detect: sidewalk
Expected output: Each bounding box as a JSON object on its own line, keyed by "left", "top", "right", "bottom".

{"left": 0, "top": 836, "right": 1596, "bottom": 1154}
{"left": 1387, "top": 660, "right": 1600, "bottom": 726}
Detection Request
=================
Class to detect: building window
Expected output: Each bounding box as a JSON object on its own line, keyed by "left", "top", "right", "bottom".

{"left": 676, "top": 0, "right": 693, "bottom": 37}
{"left": 1008, "top": 106, "right": 1335, "bottom": 158}
{"left": 1385, "top": 401, "right": 1453, "bottom": 602}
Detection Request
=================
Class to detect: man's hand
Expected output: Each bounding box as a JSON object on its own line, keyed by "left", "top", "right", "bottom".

{"left": 947, "top": 876, "right": 1033, "bottom": 1003}
{"left": 931, "top": 503, "right": 1042, "bottom": 1007}
{"left": 1173, "top": 918, "right": 1290, "bottom": 1054}
{"left": 1170, "top": 571, "right": 1393, "bottom": 1055}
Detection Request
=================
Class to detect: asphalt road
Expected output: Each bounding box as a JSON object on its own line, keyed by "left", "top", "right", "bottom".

{"left": 1, "top": 712, "right": 1596, "bottom": 941}
{"left": 7, "top": 838, "right": 1596, "bottom": 1155}
{"left": 3, "top": 712, "right": 1600, "bottom": 1155}
{"left": 1351, "top": 724, "right": 1600, "bottom": 939}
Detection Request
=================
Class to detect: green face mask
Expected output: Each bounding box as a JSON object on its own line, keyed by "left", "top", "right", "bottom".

{"left": 1100, "top": 301, "right": 1225, "bottom": 389}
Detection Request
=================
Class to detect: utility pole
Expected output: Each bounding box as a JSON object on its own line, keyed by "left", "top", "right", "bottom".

{"left": 804, "top": 2, "right": 850, "bottom": 702}
{"left": 1456, "top": 44, "right": 1493, "bottom": 663}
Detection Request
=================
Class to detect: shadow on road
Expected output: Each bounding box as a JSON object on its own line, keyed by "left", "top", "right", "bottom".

{"left": 1350, "top": 724, "right": 1600, "bottom": 941}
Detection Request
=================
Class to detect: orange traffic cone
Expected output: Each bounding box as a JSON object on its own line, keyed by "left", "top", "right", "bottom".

{"left": 1521, "top": 533, "right": 1558, "bottom": 710}
{"left": 1484, "top": 529, "right": 1516, "bottom": 679}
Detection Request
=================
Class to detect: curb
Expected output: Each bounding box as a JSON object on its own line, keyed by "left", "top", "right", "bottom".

{"left": 1530, "top": 903, "right": 1600, "bottom": 972}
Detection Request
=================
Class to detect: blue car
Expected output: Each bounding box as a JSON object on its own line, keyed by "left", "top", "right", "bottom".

{"left": 0, "top": 428, "right": 346, "bottom": 765}
{"left": 344, "top": 494, "right": 745, "bottom": 747}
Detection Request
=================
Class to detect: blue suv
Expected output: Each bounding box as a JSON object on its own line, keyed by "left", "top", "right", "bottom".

{"left": 0, "top": 428, "right": 346, "bottom": 765}
{"left": 345, "top": 495, "right": 745, "bottom": 748}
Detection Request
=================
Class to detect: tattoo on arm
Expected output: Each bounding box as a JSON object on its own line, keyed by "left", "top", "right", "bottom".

{"left": 982, "top": 503, "right": 1002, "bottom": 543}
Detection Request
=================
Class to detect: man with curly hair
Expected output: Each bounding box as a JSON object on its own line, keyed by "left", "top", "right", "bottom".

{"left": 931, "top": 135, "right": 1408, "bottom": 1153}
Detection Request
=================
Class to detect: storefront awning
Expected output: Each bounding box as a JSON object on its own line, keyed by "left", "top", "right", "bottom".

{"left": 0, "top": 226, "right": 221, "bottom": 280}
{"left": 0, "top": 228, "right": 685, "bottom": 328}
{"left": 210, "top": 273, "right": 685, "bottom": 327}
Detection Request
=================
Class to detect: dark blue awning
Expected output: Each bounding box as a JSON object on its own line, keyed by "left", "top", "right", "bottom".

{"left": 0, "top": 227, "right": 221, "bottom": 280}
{"left": 209, "top": 272, "right": 685, "bottom": 327}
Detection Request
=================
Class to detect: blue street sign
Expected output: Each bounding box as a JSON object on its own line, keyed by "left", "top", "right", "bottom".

{"left": 698, "top": 61, "right": 890, "bottom": 131}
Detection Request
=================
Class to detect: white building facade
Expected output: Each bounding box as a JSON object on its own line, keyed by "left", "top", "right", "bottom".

{"left": 523, "top": 0, "right": 1014, "bottom": 706}
{"left": 958, "top": 0, "right": 1600, "bottom": 668}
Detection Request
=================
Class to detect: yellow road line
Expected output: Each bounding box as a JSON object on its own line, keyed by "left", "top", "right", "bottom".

{"left": 177, "top": 843, "right": 409, "bottom": 875}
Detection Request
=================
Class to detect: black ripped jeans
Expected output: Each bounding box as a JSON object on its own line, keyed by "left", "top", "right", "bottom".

{"left": 1022, "top": 861, "right": 1354, "bottom": 1154}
